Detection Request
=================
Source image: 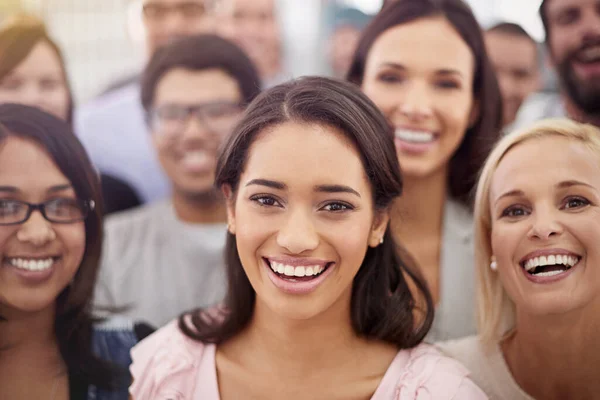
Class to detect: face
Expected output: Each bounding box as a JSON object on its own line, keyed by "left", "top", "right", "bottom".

{"left": 490, "top": 136, "right": 600, "bottom": 317}
{"left": 329, "top": 26, "right": 362, "bottom": 78}
{"left": 0, "top": 41, "right": 70, "bottom": 121}
{"left": 0, "top": 137, "right": 85, "bottom": 318}
{"left": 225, "top": 122, "right": 388, "bottom": 321}
{"left": 485, "top": 31, "right": 539, "bottom": 127}
{"left": 142, "top": 0, "right": 214, "bottom": 56}
{"left": 217, "top": 0, "right": 280, "bottom": 79}
{"left": 546, "top": 0, "right": 600, "bottom": 114}
{"left": 151, "top": 68, "right": 242, "bottom": 198}
{"left": 362, "top": 17, "right": 476, "bottom": 180}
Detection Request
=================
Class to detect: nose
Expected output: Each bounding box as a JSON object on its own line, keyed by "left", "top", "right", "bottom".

{"left": 276, "top": 208, "right": 319, "bottom": 255}
{"left": 397, "top": 82, "right": 434, "bottom": 121}
{"left": 19, "top": 85, "right": 46, "bottom": 110}
{"left": 16, "top": 211, "right": 56, "bottom": 246}
{"left": 527, "top": 207, "right": 563, "bottom": 241}
{"left": 180, "top": 116, "right": 215, "bottom": 145}
{"left": 580, "top": 11, "right": 600, "bottom": 41}
{"left": 161, "top": 12, "right": 188, "bottom": 41}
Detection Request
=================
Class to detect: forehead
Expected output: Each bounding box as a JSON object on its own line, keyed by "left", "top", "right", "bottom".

{"left": 0, "top": 137, "right": 69, "bottom": 187}
{"left": 154, "top": 68, "right": 241, "bottom": 103}
{"left": 242, "top": 122, "right": 370, "bottom": 191}
{"left": 368, "top": 17, "right": 474, "bottom": 73}
{"left": 223, "top": 0, "right": 274, "bottom": 12}
{"left": 143, "top": 0, "right": 205, "bottom": 4}
{"left": 485, "top": 33, "right": 537, "bottom": 63}
{"left": 491, "top": 136, "right": 600, "bottom": 198}
{"left": 9, "top": 41, "right": 63, "bottom": 75}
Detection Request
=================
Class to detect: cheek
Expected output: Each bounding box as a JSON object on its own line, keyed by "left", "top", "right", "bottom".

{"left": 59, "top": 224, "right": 86, "bottom": 273}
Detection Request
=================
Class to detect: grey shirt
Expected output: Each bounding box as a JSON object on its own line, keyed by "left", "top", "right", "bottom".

{"left": 94, "top": 200, "right": 227, "bottom": 327}
{"left": 427, "top": 200, "right": 477, "bottom": 341}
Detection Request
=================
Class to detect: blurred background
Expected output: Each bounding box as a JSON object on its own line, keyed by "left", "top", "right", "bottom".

{"left": 0, "top": 0, "right": 547, "bottom": 104}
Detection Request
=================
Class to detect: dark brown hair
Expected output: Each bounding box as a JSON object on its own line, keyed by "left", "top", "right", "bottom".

{"left": 0, "top": 104, "right": 126, "bottom": 390}
{"left": 0, "top": 15, "right": 75, "bottom": 123}
{"left": 179, "top": 76, "right": 434, "bottom": 349}
{"left": 347, "top": 0, "right": 503, "bottom": 207}
{"left": 141, "top": 34, "right": 262, "bottom": 111}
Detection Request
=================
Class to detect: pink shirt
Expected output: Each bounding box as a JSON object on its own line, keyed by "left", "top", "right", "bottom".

{"left": 130, "top": 321, "right": 487, "bottom": 399}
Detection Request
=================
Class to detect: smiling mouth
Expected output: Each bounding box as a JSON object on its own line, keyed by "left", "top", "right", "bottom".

{"left": 264, "top": 258, "right": 333, "bottom": 282}
{"left": 520, "top": 254, "right": 581, "bottom": 277}
{"left": 3, "top": 256, "right": 60, "bottom": 272}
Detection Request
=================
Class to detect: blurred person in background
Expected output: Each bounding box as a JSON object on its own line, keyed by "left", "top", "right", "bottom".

{"left": 216, "top": 0, "right": 286, "bottom": 87}
{"left": 515, "top": 0, "right": 600, "bottom": 129}
{"left": 485, "top": 22, "right": 540, "bottom": 129}
{"left": 94, "top": 34, "right": 261, "bottom": 328}
{"left": 327, "top": 6, "right": 371, "bottom": 79}
{"left": 75, "top": 0, "right": 215, "bottom": 204}
{"left": 0, "top": 104, "right": 153, "bottom": 400}
{"left": 348, "top": 0, "right": 503, "bottom": 340}
{"left": 0, "top": 15, "right": 141, "bottom": 216}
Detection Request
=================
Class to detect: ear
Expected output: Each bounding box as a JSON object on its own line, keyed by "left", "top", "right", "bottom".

{"left": 468, "top": 99, "right": 480, "bottom": 128}
{"left": 222, "top": 184, "right": 236, "bottom": 234}
{"left": 368, "top": 210, "right": 390, "bottom": 248}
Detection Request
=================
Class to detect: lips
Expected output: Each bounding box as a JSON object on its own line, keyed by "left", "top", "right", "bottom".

{"left": 179, "top": 150, "right": 214, "bottom": 173}
{"left": 263, "top": 257, "right": 335, "bottom": 294}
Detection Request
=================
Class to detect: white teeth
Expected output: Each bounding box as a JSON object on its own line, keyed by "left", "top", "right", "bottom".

{"left": 523, "top": 254, "right": 579, "bottom": 272}
{"left": 8, "top": 257, "right": 54, "bottom": 272}
{"left": 395, "top": 129, "right": 435, "bottom": 143}
{"left": 269, "top": 261, "right": 327, "bottom": 278}
{"left": 579, "top": 46, "right": 600, "bottom": 62}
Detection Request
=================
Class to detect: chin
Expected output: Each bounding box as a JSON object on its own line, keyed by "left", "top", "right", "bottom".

{"left": 517, "top": 292, "right": 589, "bottom": 318}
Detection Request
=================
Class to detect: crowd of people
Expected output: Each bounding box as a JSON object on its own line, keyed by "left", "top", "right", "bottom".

{"left": 0, "top": 0, "right": 599, "bottom": 399}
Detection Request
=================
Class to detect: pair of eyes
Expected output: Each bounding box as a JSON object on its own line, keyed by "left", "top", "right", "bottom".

{"left": 250, "top": 195, "right": 354, "bottom": 213}
{"left": 376, "top": 73, "right": 462, "bottom": 90}
{"left": 500, "top": 196, "right": 590, "bottom": 218}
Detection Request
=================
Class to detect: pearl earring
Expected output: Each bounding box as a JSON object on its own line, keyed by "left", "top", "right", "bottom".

{"left": 379, "top": 237, "right": 384, "bottom": 244}
{"left": 490, "top": 256, "right": 498, "bottom": 271}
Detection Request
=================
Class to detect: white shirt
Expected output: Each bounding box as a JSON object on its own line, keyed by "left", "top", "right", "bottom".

{"left": 94, "top": 200, "right": 228, "bottom": 327}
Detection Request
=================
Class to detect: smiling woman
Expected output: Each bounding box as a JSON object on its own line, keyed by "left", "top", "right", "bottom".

{"left": 347, "top": 0, "right": 503, "bottom": 340}
{"left": 438, "top": 118, "right": 600, "bottom": 399}
{"left": 129, "top": 77, "right": 486, "bottom": 399}
{"left": 0, "top": 104, "right": 152, "bottom": 400}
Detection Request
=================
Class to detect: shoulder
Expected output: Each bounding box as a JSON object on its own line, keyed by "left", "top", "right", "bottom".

{"left": 104, "top": 201, "right": 168, "bottom": 238}
{"left": 394, "top": 343, "right": 487, "bottom": 399}
{"left": 130, "top": 320, "right": 208, "bottom": 398}
{"left": 77, "top": 83, "right": 141, "bottom": 118}
{"left": 91, "top": 317, "right": 140, "bottom": 368}
{"left": 436, "top": 335, "right": 481, "bottom": 360}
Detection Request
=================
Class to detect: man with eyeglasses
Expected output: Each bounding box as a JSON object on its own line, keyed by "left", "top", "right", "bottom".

{"left": 94, "top": 35, "right": 261, "bottom": 327}
{"left": 75, "top": 0, "right": 215, "bottom": 204}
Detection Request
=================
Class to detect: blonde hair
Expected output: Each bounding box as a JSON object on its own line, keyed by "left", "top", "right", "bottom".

{"left": 474, "top": 118, "right": 600, "bottom": 346}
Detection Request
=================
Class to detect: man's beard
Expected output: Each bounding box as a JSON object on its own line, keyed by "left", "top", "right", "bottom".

{"left": 557, "top": 46, "right": 600, "bottom": 117}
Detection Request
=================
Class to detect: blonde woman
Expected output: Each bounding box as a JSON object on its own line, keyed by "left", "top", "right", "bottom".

{"left": 437, "top": 119, "right": 600, "bottom": 399}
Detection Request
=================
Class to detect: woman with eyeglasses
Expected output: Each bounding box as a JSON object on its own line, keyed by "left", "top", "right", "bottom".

{"left": 0, "top": 104, "right": 153, "bottom": 400}
{"left": 0, "top": 14, "right": 142, "bottom": 215}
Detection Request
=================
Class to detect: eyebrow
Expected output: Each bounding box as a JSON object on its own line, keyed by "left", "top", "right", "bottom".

{"left": 245, "top": 179, "right": 287, "bottom": 190}
{"left": 48, "top": 184, "right": 73, "bottom": 193}
{"left": 314, "top": 184, "right": 361, "bottom": 198}
{"left": 379, "top": 62, "right": 464, "bottom": 78}
{"left": 245, "top": 179, "right": 361, "bottom": 198}
{"left": 494, "top": 189, "right": 524, "bottom": 206}
{"left": 556, "top": 180, "right": 594, "bottom": 190}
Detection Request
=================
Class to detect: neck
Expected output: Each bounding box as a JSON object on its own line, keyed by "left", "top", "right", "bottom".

{"left": 239, "top": 291, "right": 368, "bottom": 376}
{"left": 503, "top": 305, "right": 600, "bottom": 399}
{"left": 171, "top": 189, "right": 227, "bottom": 224}
{"left": 563, "top": 95, "right": 600, "bottom": 128}
{"left": 0, "top": 304, "right": 63, "bottom": 375}
{"left": 392, "top": 168, "right": 448, "bottom": 238}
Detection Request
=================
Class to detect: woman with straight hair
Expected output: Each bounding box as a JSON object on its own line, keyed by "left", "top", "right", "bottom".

{"left": 347, "top": 0, "right": 503, "bottom": 340}
{"left": 438, "top": 119, "right": 600, "bottom": 399}
{"left": 0, "top": 104, "right": 151, "bottom": 400}
{"left": 129, "top": 77, "right": 485, "bottom": 399}
{"left": 0, "top": 14, "right": 141, "bottom": 215}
